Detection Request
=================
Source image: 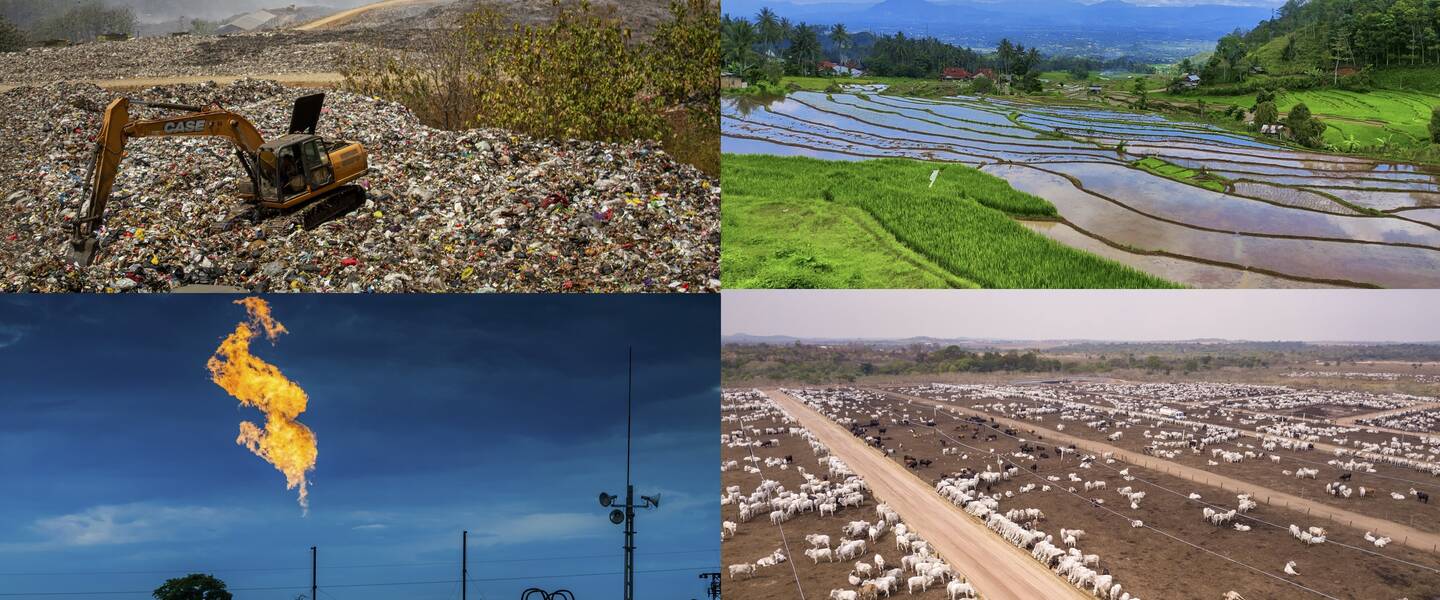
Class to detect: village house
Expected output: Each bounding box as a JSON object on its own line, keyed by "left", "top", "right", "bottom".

{"left": 720, "top": 72, "right": 747, "bottom": 90}
{"left": 941, "top": 67, "right": 994, "bottom": 81}
{"left": 941, "top": 67, "right": 972, "bottom": 80}
{"left": 820, "top": 61, "right": 865, "bottom": 77}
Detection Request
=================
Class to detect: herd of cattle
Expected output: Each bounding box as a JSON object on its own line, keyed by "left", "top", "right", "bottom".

{"left": 722, "top": 381, "right": 1440, "bottom": 600}
{"left": 722, "top": 389, "right": 976, "bottom": 599}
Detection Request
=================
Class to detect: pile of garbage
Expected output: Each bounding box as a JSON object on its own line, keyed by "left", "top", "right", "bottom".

{"left": 0, "top": 79, "right": 720, "bottom": 292}
{"left": 0, "top": 32, "right": 402, "bottom": 85}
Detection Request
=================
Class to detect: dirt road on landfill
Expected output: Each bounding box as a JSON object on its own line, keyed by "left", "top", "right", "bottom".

{"left": 0, "top": 73, "right": 344, "bottom": 93}
{"left": 296, "top": 0, "right": 451, "bottom": 30}
{"left": 877, "top": 387, "right": 1440, "bottom": 554}
{"left": 765, "top": 389, "right": 1092, "bottom": 600}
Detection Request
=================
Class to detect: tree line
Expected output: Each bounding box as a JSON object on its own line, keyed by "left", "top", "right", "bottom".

{"left": 0, "top": 0, "right": 136, "bottom": 48}
{"left": 722, "top": 6, "right": 1151, "bottom": 90}
{"left": 1200, "top": 0, "right": 1440, "bottom": 84}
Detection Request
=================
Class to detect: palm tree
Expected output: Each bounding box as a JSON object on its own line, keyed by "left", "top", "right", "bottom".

{"left": 723, "top": 18, "right": 761, "bottom": 77}
{"left": 1340, "top": 133, "right": 1361, "bottom": 152}
{"left": 757, "top": 8, "right": 782, "bottom": 57}
{"left": 785, "top": 23, "right": 822, "bottom": 76}
{"left": 830, "top": 23, "right": 851, "bottom": 65}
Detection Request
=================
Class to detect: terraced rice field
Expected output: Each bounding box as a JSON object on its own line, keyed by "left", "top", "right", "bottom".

{"left": 723, "top": 91, "right": 1440, "bottom": 287}
{"left": 1160, "top": 88, "right": 1440, "bottom": 148}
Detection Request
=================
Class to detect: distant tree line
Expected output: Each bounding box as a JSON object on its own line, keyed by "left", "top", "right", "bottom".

{"left": 722, "top": 343, "right": 1066, "bottom": 384}
{"left": 0, "top": 0, "right": 136, "bottom": 46}
{"left": 722, "top": 6, "right": 1153, "bottom": 91}
{"left": 716, "top": 340, "right": 1435, "bottom": 385}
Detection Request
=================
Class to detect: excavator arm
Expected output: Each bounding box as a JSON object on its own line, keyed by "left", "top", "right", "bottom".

{"left": 68, "top": 97, "right": 269, "bottom": 266}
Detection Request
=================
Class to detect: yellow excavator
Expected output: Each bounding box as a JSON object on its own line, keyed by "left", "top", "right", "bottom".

{"left": 68, "top": 93, "right": 369, "bottom": 266}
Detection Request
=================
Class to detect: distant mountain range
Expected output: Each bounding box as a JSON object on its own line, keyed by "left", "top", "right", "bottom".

{"left": 723, "top": 0, "right": 1273, "bottom": 42}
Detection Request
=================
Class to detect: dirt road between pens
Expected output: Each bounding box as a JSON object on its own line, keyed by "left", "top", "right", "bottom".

{"left": 877, "top": 387, "right": 1440, "bottom": 554}
{"left": 765, "top": 389, "right": 1092, "bottom": 600}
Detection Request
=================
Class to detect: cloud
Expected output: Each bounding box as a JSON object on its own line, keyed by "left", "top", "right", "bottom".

{"left": 0, "top": 325, "right": 24, "bottom": 349}
{"left": 352, "top": 523, "right": 387, "bottom": 531}
{"left": 21, "top": 503, "right": 234, "bottom": 548}
{"left": 469, "top": 512, "right": 611, "bottom": 547}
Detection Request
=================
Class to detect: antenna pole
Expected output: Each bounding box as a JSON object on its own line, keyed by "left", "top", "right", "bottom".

{"left": 310, "top": 546, "right": 317, "bottom": 600}
{"left": 627, "top": 346, "right": 632, "bottom": 489}
{"left": 597, "top": 347, "right": 653, "bottom": 600}
{"left": 463, "top": 530, "right": 468, "bottom": 600}
{"left": 625, "top": 347, "right": 634, "bottom": 600}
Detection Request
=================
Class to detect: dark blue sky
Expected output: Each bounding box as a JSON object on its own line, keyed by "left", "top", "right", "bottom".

{"left": 0, "top": 295, "right": 718, "bottom": 600}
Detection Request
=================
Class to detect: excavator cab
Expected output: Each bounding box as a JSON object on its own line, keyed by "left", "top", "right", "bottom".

{"left": 254, "top": 135, "right": 337, "bottom": 206}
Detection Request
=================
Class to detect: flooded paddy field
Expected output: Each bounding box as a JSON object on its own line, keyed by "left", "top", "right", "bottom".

{"left": 779, "top": 386, "right": 1440, "bottom": 600}
{"left": 723, "top": 92, "right": 1440, "bottom": 287}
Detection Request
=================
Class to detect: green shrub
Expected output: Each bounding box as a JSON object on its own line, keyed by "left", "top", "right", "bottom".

{"left": 1285, "top": 102, "right": 1326, "bottom": 148}
{"left": 338, "top": 0, "right": 716, "bottom": 165}
{"left": 1430, "top": 106, "right": 1440, "bottom": 144}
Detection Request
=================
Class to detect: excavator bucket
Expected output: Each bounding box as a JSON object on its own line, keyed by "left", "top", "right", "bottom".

{"left": 69, "top": 97, "right": 131, "bottom": 266}
{"left": 289, "top": 94, "right": 325, "bottom": 135}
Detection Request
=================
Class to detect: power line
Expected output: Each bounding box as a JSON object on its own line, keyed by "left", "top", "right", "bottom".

{"left": 0, "top": 549, "right": 719, "bottom": 577}
{"left": 0, "top": 566, "right": 718, "bottom": 597}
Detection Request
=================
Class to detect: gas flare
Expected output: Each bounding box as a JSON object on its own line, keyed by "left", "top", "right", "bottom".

{"left": 208, "top": 297, "right": 317, "bottom": 512}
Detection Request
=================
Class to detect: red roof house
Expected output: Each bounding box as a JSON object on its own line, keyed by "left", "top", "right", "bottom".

{"left": 941, "top": 67, "right": 972, "bottom": 80}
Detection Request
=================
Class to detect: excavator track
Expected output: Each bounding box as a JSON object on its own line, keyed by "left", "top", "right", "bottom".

{"left": 295, "top": 185, "right": 366, "bottom": 230}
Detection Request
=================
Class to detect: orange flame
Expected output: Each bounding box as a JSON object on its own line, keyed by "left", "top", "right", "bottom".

{"left": 208, "top": 298, "right": 317, "bottom": 513}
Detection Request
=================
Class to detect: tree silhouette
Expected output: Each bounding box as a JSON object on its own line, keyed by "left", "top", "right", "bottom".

{"left": 152, "top": 574, "right": 232, "bottom": 600}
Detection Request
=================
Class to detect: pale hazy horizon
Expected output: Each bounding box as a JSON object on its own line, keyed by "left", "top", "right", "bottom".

{"left": 722, "top": 291, "right": 1438, "bottom": 343}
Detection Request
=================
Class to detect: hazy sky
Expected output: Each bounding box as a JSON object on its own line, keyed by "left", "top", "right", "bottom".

{"left": 0, "top": 295, "right": 717, "bottom": 600}
{"left": 723, "top": 290, "right": 1439, "bottom": 342}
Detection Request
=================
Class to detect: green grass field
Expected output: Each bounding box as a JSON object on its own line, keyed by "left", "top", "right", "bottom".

{"left": 1133, "top": 157, "right": 1229, "bottom": 192}
{"left": 722, "top": 154, "right": 1180, "bottom": 289}
{"left": 1157, "top": 87, "right": 1440, "bottom": 148}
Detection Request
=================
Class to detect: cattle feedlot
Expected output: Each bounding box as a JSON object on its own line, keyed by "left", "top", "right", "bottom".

{"left": 721, "top": 384, "right": 1440, "bottom": 600}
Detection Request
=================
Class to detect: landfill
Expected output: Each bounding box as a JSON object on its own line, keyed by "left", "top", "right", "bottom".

{"left": 0, "top": 79, "right": 721, "bottom": 293}
{"left": 0, "top": 32, "right": 412, "bottom": 85}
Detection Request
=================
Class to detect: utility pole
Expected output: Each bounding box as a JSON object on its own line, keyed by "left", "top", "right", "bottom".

{"left": 625, "top": 348, "right": 633, "bottom": 600}
{"left": 310, "top": 546, "right": 317, "bottom": 600}
{"left": 462, "top": 530, "right": 468, "bottom": 600}
{"left": 598, "top": 348, "right": 659, "bottom": 600}
{"left": 699, "top": 572, "right": 721, "bottom": 599}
